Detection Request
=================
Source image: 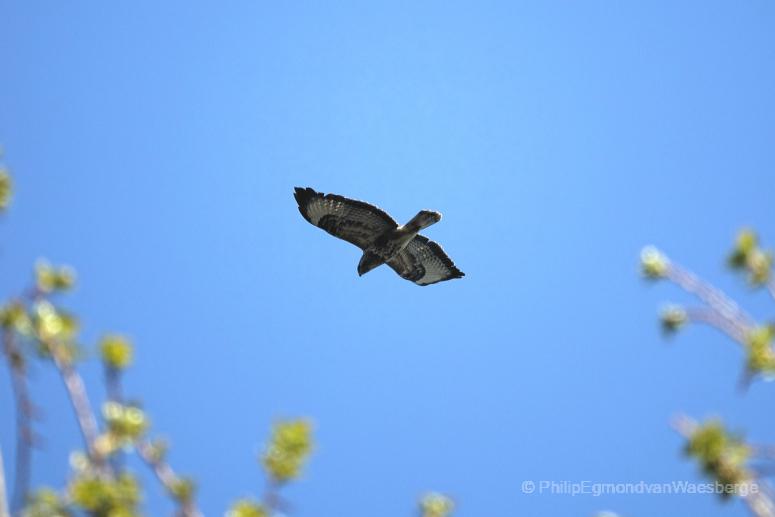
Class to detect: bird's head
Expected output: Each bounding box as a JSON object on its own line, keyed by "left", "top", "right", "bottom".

{"left": 357, "top": 252, "right": 383, "bottom": 276}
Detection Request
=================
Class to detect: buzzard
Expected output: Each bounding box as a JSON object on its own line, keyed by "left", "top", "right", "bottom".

{"left": 294, "top": 187, "right": 464, "bottom": 286}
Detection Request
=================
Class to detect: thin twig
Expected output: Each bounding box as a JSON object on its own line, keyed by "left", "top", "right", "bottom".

{"left": 0, "top": 446, "right": 10, "bottom": 517}
{"left": 136, "top": 442, "right": 201, "bottom": 517}
{"left": 48, "top": 343, "right": 101, "bottom": 464}
{"left": 104, "top": 367, "right": 125, "bottom": 474}
{"left": 667, "top": 262, "right": 753, "bottom": 322}
{"left": 263, "top": 478, "right": 291, "bottom": 515}
{"left": 745, "top": 486, "right": 775, "bottom": 517}
{"left": 684, "top": 307, "right": 748, "bottom": 343}
{"left": 1, "top": 330, "right": 34, "bottom": 512}
{"left": 264, "top": 478, "right": 279, "bottom": 513}
{"left": 9, "top": 369, "right": 32, "bottom": 514}
{"left": 107, "top": 353, "right": 200, "bottom": 517}
{"left": 104, "top": 368, "right": 123, "bottom": 405}
{"left": 670, "top": 414, "right": 698, "bottom": 438}
{"left": 751, "top": 445, "right": 775, "bottom": 460}
{"left": 666, "top": 262, "right": 755, "bottom": 334}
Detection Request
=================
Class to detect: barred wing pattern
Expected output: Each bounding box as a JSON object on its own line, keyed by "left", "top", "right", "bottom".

{"left": 387, "top": 234, "right": 465, "bottom": 286}
{"left": 294, "top": 187, "right": 398, "bottom": 250}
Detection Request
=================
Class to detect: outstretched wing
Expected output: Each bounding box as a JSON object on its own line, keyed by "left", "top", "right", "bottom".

{"left": 387, "top": 234, "right": 464, "bottom": 286}
{"left": 294, "top": 187, "right": 398, "bottom": 250}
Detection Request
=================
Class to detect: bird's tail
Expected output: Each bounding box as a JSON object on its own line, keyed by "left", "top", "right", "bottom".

{"left": 403, "top": 210, "right": 441, "bottom": 233}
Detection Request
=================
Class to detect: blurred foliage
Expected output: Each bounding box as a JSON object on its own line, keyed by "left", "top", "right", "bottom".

{"left": 0, "top": 301, "right": 31, "bottom": 335}
{"left": 420, "top": 492, "right": 455, "bottom": 517}
{"left": 69, "top": 473, "right": 141, "bottom": 517}
{"left": 646, "top": 230, "right": 775, "bottom": 382}
{"left": 262, "top": 419, "right": 313, "bottom": 483}
{"left": 141, "top": 438, "right": 168, "bottom": 463}
{"left": 745, "top": 325, "right": 775, "bottom": 378}
{"left": 0, "top": 166, "right": 11, "bottom": 211}
{"left": 167, "top": 477, "right": 196, "bottom": 505}
{"left": 32, "top": 301, "right": 77, "bottom": 342}
{"left": 226, "top": 499, "right": 269, "bottom": 517}
{"left": 35, "top": 260, "right": 76, "bottom": 294}
{"left": 0, "top": 165, "right": 449, "bottom": 517}
{"left": 103, "top": 402, "right": 149, "bottom": 443}
{"left": 100, "top": 334, "right": 134, "bottom": 370}
{"left": 640, "top": 246, "right": 669, "bottom": 279}
{"left": 644, "top": 229, "right": 775, "bottom": 514}
{"left": 21, "top": 488, "right": 71, "bottom": 517}
{"left": 659, "top": 305, "right": 687, "bottom": 334}
{"left": 728, "top": 229, "right": 773, "bottom": 286}
{"left": 685, "top": 420, "right": 752, "bottom": 499}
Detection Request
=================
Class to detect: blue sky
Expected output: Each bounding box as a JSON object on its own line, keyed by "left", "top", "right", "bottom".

{"left": 1, "top": 2, "right": 774, "bottom": 516}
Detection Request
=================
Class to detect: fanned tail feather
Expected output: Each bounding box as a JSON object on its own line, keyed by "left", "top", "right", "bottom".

{"left": 404, "top": 210, "right": 441, "bottom": 233}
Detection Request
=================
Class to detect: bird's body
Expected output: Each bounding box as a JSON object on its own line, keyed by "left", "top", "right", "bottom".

{"left": 294, "top": 187, "right": 464, "bottom": 286}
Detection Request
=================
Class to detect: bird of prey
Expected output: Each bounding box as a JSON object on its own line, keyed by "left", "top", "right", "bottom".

{"left": 294, "top": 187, "right": 464, "bottom": 286}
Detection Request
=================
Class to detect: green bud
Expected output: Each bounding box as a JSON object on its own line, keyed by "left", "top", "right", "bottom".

{"left": 100, "top": 334, "right": 134, "bottom": 370}
{"left": 69, "top": 473, "right": 141, "bottom": 515}
{"left": 0, "top": 168, "right": 11, "bottom": 211}
{"left": 102, "top": 402, "right": 149, "bottom": 441}
{"left": 32, "top": 301, "right": 78, "bottom": 342}
{"left": 737, "top": 229, "right": 757, "bottom": 253}
{"left": 747, "top": 249, "right": 773, "bottom": 285}
{"left": 420, "top": 492, "right": 455, "bottom": 517}
{"left": 745, "top": 326, "right": 775, "bottom": 376}
{"left": 660, "top": 305, "right": 687, "bottom": 334}
{"left": 144, "top": 437, "right": 169, "bottom": 463}
{"left": 640, "top": 246, "right": 669, "bottom": 279}
{"left": 685, "top": 420, "right": 751, "bottom": 497}
{"left": 0, "top": 301, "right": 31, "bottom": 334}
{"left": 686, "top": 420, "right": 729, "bottom": 463}
{"left": 262, "top": 419, "right": 313, "bottom": 482}
{"left": 94, "top": 433, "right": 122, "bottom": 458}
{"left": 69, "top": 451, "right": 92, "bottom": 474}
{"left": 22, "top": 488, "right": 71, "bottom": 517}
{"left": 168, "top": 477, "right": 196, "bottom": 504}
{"left": 35, "top": 260, "right": 76, "bottom": 293}
{"left": 728, "top": 229, "right": 773, "bottom": 285}
{"left": 226, "top": 499, "right": 268, "bottom": 517}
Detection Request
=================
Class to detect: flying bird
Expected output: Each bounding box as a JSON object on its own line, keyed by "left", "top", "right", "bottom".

{"left": 294, "top": 187, "right": 464, "bottom": 286}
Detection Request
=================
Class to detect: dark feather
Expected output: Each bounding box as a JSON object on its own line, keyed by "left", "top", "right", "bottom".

{"left": 294, "top": 187, "right": 397, "bottom": 250}
{"left": 387, "top": 234, "right": 464, "bottom": 286}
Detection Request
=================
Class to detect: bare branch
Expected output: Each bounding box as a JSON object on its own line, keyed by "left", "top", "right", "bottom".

{"left": 665, "top": 262, "right": 755, "bottom": 339}
{"left": 136, "top": 441, "right": 201, "bottom": 517}
{"left": 103, "top": 366, "right": 126, "bottom": 475}
{"left": 104, "top": 367, "right": 123, "bottom": 405}
{"left": 751, "top": 445, "right": 775, "bottom": 461}
{"left": 1, "top": 330, "right": 35, "bottom": 511}
{"left": 48, "top": 343, "right": 101, "bottom": 465}
{"left": 0, "top": 447, "right": 10, "bottom": 517}
{"left": 670, "top": 413, "right": 698, "bottom": 438}
{"left": 104, "top": 359, "right": 199, "bottom": 516}
{"left": 684, "top": 307, "right": 749, "bottom": 343}
{"left": 746, "top": 487, "right": 775, "bottom": 517}
{"left": 263, "top": 478, "right": 292, "bottom": 515}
